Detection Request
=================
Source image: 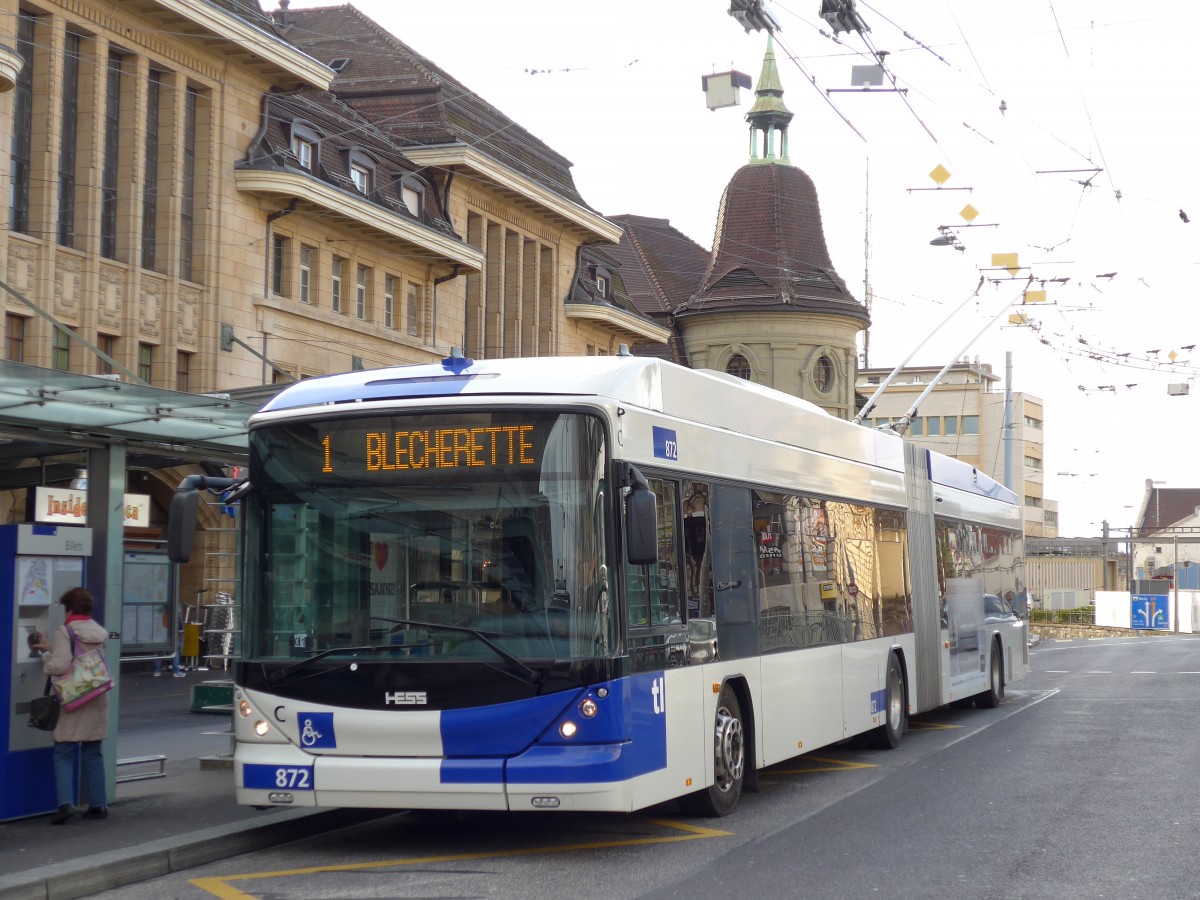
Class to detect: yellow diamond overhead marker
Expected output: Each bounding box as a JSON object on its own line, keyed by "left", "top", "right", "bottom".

{"left": 960, "top": 203, "right": 979, "bottom": 222}
{"left": 929, "top": 164, "right": 951, "bottom": 185}
{"left": 1024, "top": 290, "right": 1046, "bottom": 303}
{"left": 1008, "top": 313, "right": 1029, "bottom": 325}
{"left": 1169, "top": 350, "right": 1178, "bottom": 362}
{"left": 992, "top": 252, "right": 1019, "bottom": 275}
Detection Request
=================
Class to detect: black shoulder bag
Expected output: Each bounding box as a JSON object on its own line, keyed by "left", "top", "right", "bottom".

{"left": 28, "top": 677, "right": 61, "bottom": 731}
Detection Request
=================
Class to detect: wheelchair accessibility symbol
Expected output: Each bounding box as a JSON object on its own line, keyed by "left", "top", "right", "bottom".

{"left": 300, "top": 718, "right": 322, "bottom": 747}
{"left": 295, "top": 711, "right": 336, "bottom": 748}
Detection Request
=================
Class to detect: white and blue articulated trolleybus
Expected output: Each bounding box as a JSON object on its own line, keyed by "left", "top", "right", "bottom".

{"left": 169, "top": 352, "right": 1027, "bottom": 816}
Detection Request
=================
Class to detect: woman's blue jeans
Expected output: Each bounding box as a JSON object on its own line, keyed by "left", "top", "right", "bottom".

{"left": 53, "top": 741, "right": 106, "bottom": 808}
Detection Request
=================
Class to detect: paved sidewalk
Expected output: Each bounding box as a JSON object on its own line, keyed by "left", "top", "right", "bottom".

{"left": 0, "top": 668, "right": 369, "bottom": 900}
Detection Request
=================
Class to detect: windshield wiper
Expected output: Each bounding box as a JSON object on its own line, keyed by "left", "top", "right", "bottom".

{"left": 266, "top": 644, "right": 394, "bottom": 688}
{"left": 372, "top": 616, "right": 542, "bottom": 685}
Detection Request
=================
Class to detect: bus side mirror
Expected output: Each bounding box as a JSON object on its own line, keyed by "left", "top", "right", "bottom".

{"left": 167, "top": 489, "right": 201, "bottom": 563}
{"left": 625, "top": 485, "right": 657, "bottom": 566}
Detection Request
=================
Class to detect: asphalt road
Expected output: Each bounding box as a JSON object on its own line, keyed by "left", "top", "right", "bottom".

{"left": 90, "top": 636, "right": 1200, "bottom": 900}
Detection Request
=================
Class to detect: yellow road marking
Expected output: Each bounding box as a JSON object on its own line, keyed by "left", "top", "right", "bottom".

{"left": 766, "top": 755, "right": 879, "bottom": 775}
{"left": 189, "top": 817, "right": 731, "bottom": 899}
{"left": 908, "top": 721, "right": 965, "bottom": 731}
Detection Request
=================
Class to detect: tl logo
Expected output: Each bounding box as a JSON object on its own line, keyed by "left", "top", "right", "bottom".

{"left": 651, "top": 676, "right": 665, "bottom": 715}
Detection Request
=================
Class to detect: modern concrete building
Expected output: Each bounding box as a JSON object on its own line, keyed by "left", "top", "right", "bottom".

{"left": 855, "top": 359, "right": 1057, "bottom": 537}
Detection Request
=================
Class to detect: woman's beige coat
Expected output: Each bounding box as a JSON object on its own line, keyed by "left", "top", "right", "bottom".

{"left": 41, "top": 619, "right": 110, "bottom": 743}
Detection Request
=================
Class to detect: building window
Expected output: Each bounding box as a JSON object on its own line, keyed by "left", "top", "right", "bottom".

{"left": 331, "top": 257, "right": 344, "bottom": 313}
{"left": 595, "top": 274, "right": 608, "bottom": 298}
{"left": 961, "top": 415, "right": 980, "bottom": 435}
{"left": 726, "top": 354, "right": 751, "bottom": 380}
{"left": 100, "top": 52, "right": 123, "bottom": 261}
{"left": 5, "top": 314, "right": 26, "bottom": 362}
{"left": 384, "top": 275, "right": 395, "bottom": 328}
{"left": 1044, "top": 511, "right": 1058, "bottom": 527}
{"left": 866, "top": 375, "right": 880, "bottom": 385}
{"left": 176, "top": 351, "right": 191, "bottom": 392}
{"left": 9, "top": 13, "right": 35, "bottom": 236}
{"left": 299, "top": 246, "right": 314, "bottom": 304}
{"left": 141, "top": 70, "right": 163, "bottom": 270}
{"left": 272, "top": 235, "right": 289, "bottom": 296}
{"left": 97, "top": 334, "right": 116, "bottom": 375}
{"left": 179, "top": 87, "right": 198, "bottom": 281}
{"left": 356, "top": 265, "right": 370, "bottom": 320}
{"left": 1024, "top": 415, "right": 1043, "bottom": 430}
{"left": 52, "top": 328, "right": 72, "bottom": 371}
{"left": 926, "top": 417, "right": 942, "bottom": 436}
{"left": 292, "top": 135, "right": 315, "bottom": 172}
{"left": 1025, "top": 496, "right": 1042, "bottom": 508}
{"left": 349, "top": 160, "right": 373, "bottom": 195}
{"left": 406, "top": 282, "right": 421, "bottom": 337}
{"left": 57, "top": 32, "right": 81, "bottom": 247}
{"left": 401, "top": 184, "right": 421, "bottom": 217}
{"left": 909, "top": 417, "right": 924, "bottom": 436}
{"left": 138, "top": 343, "right": 153, "bottom": 385}
{"left": 814, "top": 355, "right": 835, "bottom": 393}
{"left": 944, "top": 415, "right": 958, "bottom": 436}
{"left": 1024, "top": 455, "right": 1043, "bottom": 470}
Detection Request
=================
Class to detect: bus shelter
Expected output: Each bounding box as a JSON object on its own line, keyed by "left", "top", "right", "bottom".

{"left": 0, "top": 360, "right": 255, "bottom": 816}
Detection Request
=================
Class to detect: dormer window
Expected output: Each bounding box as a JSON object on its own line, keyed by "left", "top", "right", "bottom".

{"left": 289, "top": 121, "right": 321, "bottom": 173}
{"left": 401, "top": 185, "right": 421, "bottom": 217}
{"left": 292, "top": 136, "right": 314, "bottom": 171}
{"left": 350, "top": 161, "right": 372, "bottom": 194}
{"left": 595, "top": 275, "right": 608, "bottom": 298}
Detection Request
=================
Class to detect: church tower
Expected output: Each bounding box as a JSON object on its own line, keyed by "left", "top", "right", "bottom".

{"left": 674, "top": 38, "right": 869, "bottom": 418}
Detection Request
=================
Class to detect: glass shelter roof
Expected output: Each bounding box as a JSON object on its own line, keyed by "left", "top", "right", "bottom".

{"left": 0, "top": 361, "right": 257, "bottom": 468}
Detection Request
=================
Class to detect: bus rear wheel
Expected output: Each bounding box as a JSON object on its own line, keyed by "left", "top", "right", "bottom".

{"left": 976, "top": 640, "right": 1004, "bottom": 708}
{"left": 680, "top": 685, "right": 745, "bottom": 817}
{"left": 869, "top": 653, "right": 906, "bottom": 749}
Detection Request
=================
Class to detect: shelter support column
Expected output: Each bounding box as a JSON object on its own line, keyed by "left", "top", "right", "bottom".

{"left": 86, "top": 444, "right": 126, "bottom": 804}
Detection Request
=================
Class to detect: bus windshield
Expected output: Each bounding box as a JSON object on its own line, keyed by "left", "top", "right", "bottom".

{"left": 245, "top": 410, "right": 612, "bottom": 663}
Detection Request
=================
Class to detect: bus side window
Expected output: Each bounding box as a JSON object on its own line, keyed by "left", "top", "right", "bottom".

{"left": 683, "top": 480, "right": 712, "bottom": 620}
{"left": 625, "top": 478, "right": 682, "bottom": 628}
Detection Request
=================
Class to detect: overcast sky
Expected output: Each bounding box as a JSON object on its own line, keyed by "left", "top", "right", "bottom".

{"left": 265, "top": 1, "right": 1200, "bottom": 536}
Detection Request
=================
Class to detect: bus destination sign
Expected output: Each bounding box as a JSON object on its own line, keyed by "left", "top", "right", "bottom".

{"left": 321, "top": 424, "right": 538, "bottom": 475}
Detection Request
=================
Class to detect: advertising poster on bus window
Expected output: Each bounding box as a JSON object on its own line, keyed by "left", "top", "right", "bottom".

{"left": 804, "top": 507, "right": 830, "bottom": 572}
{"left": 370, "top": 536, "right": 402, "bottom": 623}
{"left": 945, "top": 577, "right": 985, "bottom": 686}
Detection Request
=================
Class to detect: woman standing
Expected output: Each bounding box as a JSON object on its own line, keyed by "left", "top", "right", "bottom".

{"left": 31, "top": 587, "right": 110, "bottom": 824}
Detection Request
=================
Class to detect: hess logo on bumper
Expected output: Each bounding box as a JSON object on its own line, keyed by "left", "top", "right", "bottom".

{"left": 384, "top": 691, "right": 428, "bottom": 705}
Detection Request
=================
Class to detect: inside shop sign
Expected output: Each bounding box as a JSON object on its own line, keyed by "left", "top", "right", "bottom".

{"left": 34, "top": 486, "right": 151, "bottom": 527}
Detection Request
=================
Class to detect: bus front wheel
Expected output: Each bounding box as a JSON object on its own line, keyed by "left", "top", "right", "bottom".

{"left": 680, "top": 685, "right": 745, "bottom": 817}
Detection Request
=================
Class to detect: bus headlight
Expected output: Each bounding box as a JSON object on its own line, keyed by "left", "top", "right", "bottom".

{"left": 579, "top": 698, "right": 598, "bottom": 718}
{"left": 253, "top": 720, "right": 271, "bottom": 737}
{"left": 238, "top": 700, "right": 252, "bottom": 718}
{"left": 559, "top": 721, "right": 577, "bottom": 739}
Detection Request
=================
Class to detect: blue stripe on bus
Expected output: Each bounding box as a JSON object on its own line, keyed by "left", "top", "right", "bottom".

{"left": 441, "top": 758, "right": 504, "bottom": 783}
{"left": 441, "top": 691, "right": 583, "bottom": 757}
{"left": 869, "top": 689, "right": 887, "bottom": 716}
{"left": 440, "top": 673, "right": 667, "bottom": 785}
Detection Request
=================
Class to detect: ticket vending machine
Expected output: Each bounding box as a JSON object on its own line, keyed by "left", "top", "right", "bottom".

{"left": 0, "top": 524, "right": 91, "bottom": 820}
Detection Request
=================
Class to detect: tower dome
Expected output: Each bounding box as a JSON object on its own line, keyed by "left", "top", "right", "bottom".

{"left": 673, "top": 38, "right": 869, "bottom": 418}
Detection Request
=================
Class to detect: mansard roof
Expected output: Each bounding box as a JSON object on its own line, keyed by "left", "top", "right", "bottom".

{"left": 275, "top": 5, "right": 589, "bottom": 209}
{"left": 679, "top": 163, "right": 868, "bottom": 325}
{"left": 237, "top": 89, "right": 459, "bottom": 240}
{"left": 605, "top": 216, "right": 710, "bottom": 321}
